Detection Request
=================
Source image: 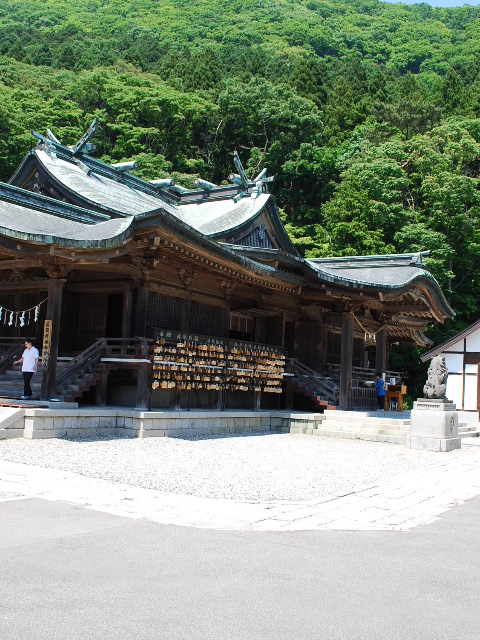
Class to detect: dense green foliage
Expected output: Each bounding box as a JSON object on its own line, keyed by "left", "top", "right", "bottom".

{"left": 1, "top": 0, "right": 480, "bottom": 354}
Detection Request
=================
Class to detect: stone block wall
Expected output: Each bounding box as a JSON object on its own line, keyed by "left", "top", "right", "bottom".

{"left": 16, "top": 409, "right": 319, "bottom": 440}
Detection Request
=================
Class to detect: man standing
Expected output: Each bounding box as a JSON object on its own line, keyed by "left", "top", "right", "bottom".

{"left": 375, "top": 372, "right": 386, "bottom": 412}
{"left": 14, "top": 340, "right": 39, "bottom": 399}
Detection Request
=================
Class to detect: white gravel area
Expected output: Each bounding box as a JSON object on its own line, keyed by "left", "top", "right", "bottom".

{"left": 0, "top": 490, "right": 22, "bottom": 501}
{"left": 1, "top": 433, "right": 478, "bottom": 502}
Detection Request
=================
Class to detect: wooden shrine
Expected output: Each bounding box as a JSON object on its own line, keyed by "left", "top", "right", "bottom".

{"left": 0, "top": 122, "right": 454, "bottom": 410}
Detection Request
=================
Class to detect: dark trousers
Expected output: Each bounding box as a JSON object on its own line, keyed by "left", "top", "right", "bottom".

{"left": 377, "top": 394, "right": 385, "bottom": 409}
{"left": 23, "top": 371, "right": 34, "bottom": 397}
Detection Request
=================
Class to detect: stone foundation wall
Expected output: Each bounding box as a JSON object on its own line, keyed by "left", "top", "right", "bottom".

{"left": 18, "top": 409, "right": 323, "bottom": 440}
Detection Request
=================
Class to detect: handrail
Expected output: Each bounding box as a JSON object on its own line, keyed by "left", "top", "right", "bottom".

{"left": 55, "top": 337, "right": 153, "bottom": 393}
{"left": 326, "top": 363, "right": 403, "bottom": 381}
{"left": 287, "top": 358, "right": 339, "bottom": 403}
{"left": 0, "top": 342, "right": 28, "bottom": 375}
{"left": 56, "top": 338, "right": 107, "bottom": 390}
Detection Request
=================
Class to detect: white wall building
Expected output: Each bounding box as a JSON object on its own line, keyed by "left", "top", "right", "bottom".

{"left": 421, "top": 320, "right": 480, "bottom": 412}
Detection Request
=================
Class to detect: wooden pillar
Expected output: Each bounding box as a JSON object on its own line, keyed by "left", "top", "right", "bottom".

{"left": 95, "top": 373, "right": 108, "bottom": 406}
{"left": 339, "top": 313, "right": 353, "bottom": 410}
{"left": 121, "top": 284, "right": 133, "bottom": 339}
{"left": 135, "top": 339, "right": 151, "bottom": 410}
{"left": 285, "top": 381, "right": 293, "bottom": 410}
{"left": 375, "top": 328, "right": 387, "bottom": 374}
{"left": 40, "top": 279, "right": 65, "bottom": 401}
{"left": 134, "top": 286, "right": 149, "bottom": 337}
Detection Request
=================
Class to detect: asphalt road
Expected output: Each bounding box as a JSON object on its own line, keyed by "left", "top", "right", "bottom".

{"left": 1, "top": 496, "right": 479, "bottom": 640}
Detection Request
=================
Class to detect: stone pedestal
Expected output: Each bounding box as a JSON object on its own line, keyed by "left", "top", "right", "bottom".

{"left": 406, "top": 398, "right": 461, "bottom": 452}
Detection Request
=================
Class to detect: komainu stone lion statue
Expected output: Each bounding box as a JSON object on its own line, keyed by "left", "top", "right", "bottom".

{"left": 423, "top": 355, "right": 448, "bottom": 399}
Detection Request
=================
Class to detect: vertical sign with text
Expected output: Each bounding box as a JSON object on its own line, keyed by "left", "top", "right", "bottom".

{"left": 42, "top": 320, "right": 52, "bottom": 370}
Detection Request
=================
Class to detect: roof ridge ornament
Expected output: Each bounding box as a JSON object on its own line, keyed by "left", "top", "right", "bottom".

{"left": 112, "top": 161, "right": 139, "bottom": 172}
{"left": 31, "top": 117, "right": 99, "bottom": 158}
{"left": 69, "top": 117, "right": 99, "bottom": 156}
{"left": 229, "top": 152, "right": 274, "bottom": 202}
{"left": 194, "top": 178, "right": 218, "bottom": 191}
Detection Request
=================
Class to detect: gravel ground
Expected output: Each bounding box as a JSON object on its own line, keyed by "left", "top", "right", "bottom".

{"left": 1, "top": 433, "right": 478, "bottom": 502}
{"left": 0, "top": 490, "right": 22, "bottom": 501}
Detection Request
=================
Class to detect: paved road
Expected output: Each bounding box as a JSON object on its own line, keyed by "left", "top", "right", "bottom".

{"left": 1, "top": 494, "right": 479, "bottom": 640}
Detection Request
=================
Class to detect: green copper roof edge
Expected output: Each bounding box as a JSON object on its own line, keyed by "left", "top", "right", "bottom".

{"left": 0, "top": 180, "right": 111, "bottom": 225}
{"left": 307, "top": 262, "right": 454, "bottom": 318}
{"left": 308, "top": 251, "right": 430, "bottom": 265}
{"left": 0, "top": 218, "right": 134, "bottom": 249}
{"left": 8, "top": 150, "right": 33, "bottom": 187}
{"left": 266, "top": 198, "right": 300, "bottom": 256}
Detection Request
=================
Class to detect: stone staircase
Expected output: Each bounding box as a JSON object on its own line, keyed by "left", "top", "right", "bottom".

{"left": 458, "top": 421, "right": 480, "bottom": 438}
{"left": 318, "top": 411, "right": 411, "bottom": 444}
{"left": 291, "top": 411, "right": 480, "bottom": 444}
{"left": 287, "top": 358, "right": 338, "bottom": 411}
{"left": 290, "top": 410, "right": 411, "bottom": 444}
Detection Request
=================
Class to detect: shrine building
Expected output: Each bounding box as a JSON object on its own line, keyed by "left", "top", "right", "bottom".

{"left": 0, "top": 120, "right": 453, "bottom": 411}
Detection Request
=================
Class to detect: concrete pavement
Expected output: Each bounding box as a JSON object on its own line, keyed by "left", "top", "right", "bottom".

{"left": 2, "top": 444, "right": 480, "bottom": 639}
{"left": 1, "top": 495, "right": 480, "bottom": 640}
{"left": 1, "top": 441, "right": 480, "bottom": 531}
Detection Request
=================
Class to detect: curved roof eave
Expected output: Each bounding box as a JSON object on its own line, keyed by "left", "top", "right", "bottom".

{"left": 0, "top": 220, "right": 134, "bottom": 249}
{"left": 305, "top": 259, "right": 454, "bottom": 321}
{"left": 133, "top": 209, "right": 304, "bottom": 286}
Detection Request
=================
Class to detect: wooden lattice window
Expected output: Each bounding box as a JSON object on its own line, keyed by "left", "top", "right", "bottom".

{"left": 147, "top": 293, "right": 182, "bottom": 332}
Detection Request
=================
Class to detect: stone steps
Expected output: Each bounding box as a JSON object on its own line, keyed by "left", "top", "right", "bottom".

{"left": 289, "top": 410, "right": 411, "bottom": 444}
{"left": 311, "top": 429, "right": 406, "bottom": 444}
{"left": 458, "top": 422, "right": 480, "bottom": 438}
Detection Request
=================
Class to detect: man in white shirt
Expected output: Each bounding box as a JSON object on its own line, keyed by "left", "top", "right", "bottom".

{"left": 13, "top": 340, "right": 39, "bottom": 399}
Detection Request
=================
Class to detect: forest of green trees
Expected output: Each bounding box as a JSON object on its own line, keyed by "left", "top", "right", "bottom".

{"left": 1, "top": 0, "right": 480, "bottom": 383}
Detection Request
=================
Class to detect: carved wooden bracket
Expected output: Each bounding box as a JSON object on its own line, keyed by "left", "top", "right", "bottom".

{"left": 44, "top": 265, "right": 69, "bottom": 279}
{"left": 178, "top": 268, "right": 194, "bottom": 291}
{"left": 219, "top": 279, "right": 236, "bottom": 300}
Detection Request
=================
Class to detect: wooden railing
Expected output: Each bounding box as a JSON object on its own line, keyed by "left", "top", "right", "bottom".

{"left": 56, "top": 338, "right": 107, "bottom": 391}
{"left": 352, "top": 387, "right": 377, "bottom": 410}
{"left": 326, "top": 364, "right": 404, "bottom": 384}
{"left": 55, "top": 337, "right": 154, "bottom": 407}
{"left": 287, "top": 358, "right": 339, "bottom": 404}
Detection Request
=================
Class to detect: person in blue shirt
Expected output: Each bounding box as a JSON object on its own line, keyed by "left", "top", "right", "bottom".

{"left": 375, "top": 372, "right": 386, "bottom": 411}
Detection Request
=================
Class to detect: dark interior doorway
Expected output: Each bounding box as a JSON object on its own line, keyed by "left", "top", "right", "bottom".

{"left": 107, "top": 294, "right": 123, "bottom": 338}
